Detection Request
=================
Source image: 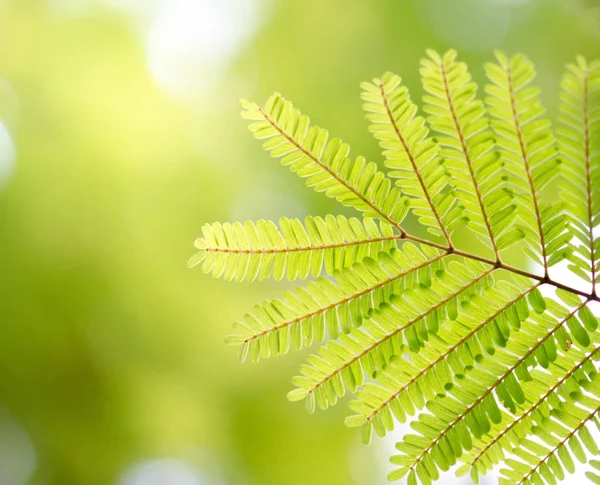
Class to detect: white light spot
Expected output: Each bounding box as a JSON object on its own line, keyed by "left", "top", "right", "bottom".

{"left": 0, "top": 408, "right": 36, "bottom": 485}
{"left": 0, "top": 121, "right": 16, "bottom": 189}
{"left": 118, "top": 458, "right": 209, "bottom": 485}
{"left": 146, "top": 0, "right": 261, "bottom": 99}
{"left": 105, "top": 0, "right": 164, "bottom": 34}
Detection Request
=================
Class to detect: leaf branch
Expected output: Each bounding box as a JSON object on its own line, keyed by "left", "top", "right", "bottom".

{"left": 516, "top": 404, "right": 600, "bottom": 484}
{"left": 408, "top": 299, "right": 589, "bottom": 473}
{"left": 582, "top": 67, "right": 597, "bottom": 296}
{"left": 243, "top": 253, "right": 446, "bottom": 344}
{"left": 306, "top": 266, "right": 495, "bottom": 395}
{"left": 199, "top": 234, "right": 404, "bottom": 255}
{"left": 377, "top": 80, "right": 453, "bottom": 247}
{"left": 258, "top": 107, "right": 408, "bottom": 236}
{"left": 366, "top": 282, "right": 540, "bottom": 423}
{"left": 470, "top": 342, "right": 600, "bottom": 469}
{"left": 505, "top": 64, "right": 549, "bottom": 276}
{"left": 439, "top": 60, "right": 500, "bottom": 260}
{"left": 255, "top": 98, "right": 600, "bottom": 303}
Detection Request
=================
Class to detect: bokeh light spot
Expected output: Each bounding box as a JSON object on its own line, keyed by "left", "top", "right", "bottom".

{"left": 146, "top": 0, "right": 261, "bottom": 98}
{"left": 0, "top": 407, "right": 36, "bottom": 485}
{"left": 118, "top": 458, "right": 212, "bottom": 485}
{"left": 0, "top": 121, "right": 16, "bottom": 189}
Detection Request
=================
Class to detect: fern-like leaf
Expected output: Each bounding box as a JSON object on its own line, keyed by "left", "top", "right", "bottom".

{"left": 240, "top": 95, "right": 411, "bottom": 232}
{"left": 188, "top": 216, "right": 399, "bottom": 281}
{"left": 290, "top": 257, "right": 492, "bottom": 412}
{"left": 485, "top": 52, "right": 565, "bottom": 272}
{"left": 361, "top": 72, "right": 459, "bottom": 242}
{"left": 461, "top": 339, "right": 600, "bottom": 481}
{"left": 501, "top": 401, "right": 600, "bottom": 484}
{"left": 558, "top": 57, "right": 600, "bottom": 288}
{"left": 190, "top": 50, "right": 600, "bottom": 485}
{"left": 388, "top": 299, "right": 588, "bottom": 484}
{"left": 229, "top": 244, "right": 443, "bottom": 362}
{"left": 347, "top": 276, "right": 537, "bottom": 439}
{"left": 420, "top": 49, "right": 507, "bottom": 258}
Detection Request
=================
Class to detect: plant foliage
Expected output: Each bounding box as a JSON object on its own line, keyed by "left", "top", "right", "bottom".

{"left": 189, "top": 50, "right": 600, "bottom": 484}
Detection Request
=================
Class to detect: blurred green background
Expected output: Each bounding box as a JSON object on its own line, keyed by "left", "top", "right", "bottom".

{"left": 0, "top": 1, "right": 598, "bottom": 484}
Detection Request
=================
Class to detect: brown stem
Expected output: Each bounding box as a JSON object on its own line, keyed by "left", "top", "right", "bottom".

{"left": 366, "top": 283, "right": 541, "bottom": 423}
{"left": 243, "top": 254, "right": 446, "bottom": 343}
{"left": 408, "top": 300, "right": 589, "bottom": 472}
{"left": 505, "top": 65, "right": 549, "bottom": 277}
{"left": 471, "top": 342, "right": 600, "bottom": 468}
{"left": 377, "top": 80, "right": 453, "bottom": 247}
{"left": 439, "top": 60, "right": 500, "bottom": 261}
{"left": 307, "top": 267, "right": 495, "bottom": 395}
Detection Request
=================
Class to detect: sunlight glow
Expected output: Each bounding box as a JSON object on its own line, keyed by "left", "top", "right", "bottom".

{"left": 0, "top": 121, "right": 15, "bottom": 189}
{"left": 146, "top": 0, "right": 261, "bottom": 98}
{"left": 118, "top": 458, "right": 212, "bottom": 485}
{"left": 0, "top": 408, "right": 36, "bottom": 485}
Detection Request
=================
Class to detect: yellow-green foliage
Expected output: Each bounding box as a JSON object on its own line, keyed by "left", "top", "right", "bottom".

{"left": 190, "top": 50, "right": 600, "bottom": 485}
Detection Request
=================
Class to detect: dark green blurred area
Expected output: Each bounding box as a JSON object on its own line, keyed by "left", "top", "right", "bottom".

{"left": 0, "top": 1, "right": 597, "bottom": 484}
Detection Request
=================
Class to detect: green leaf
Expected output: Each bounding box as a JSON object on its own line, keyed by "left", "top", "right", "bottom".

{"left": 579, "top": 305, "right": 598, "bottom": 331}
{"left": 192, "top": 51, "right": 600, "bottom": 485}
{"left": 528, "top": 287, "right": 547, "bottom": 314}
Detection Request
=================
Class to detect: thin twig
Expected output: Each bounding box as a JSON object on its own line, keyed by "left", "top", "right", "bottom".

{"left": 243, "top": 254, "right": 446, "bottom": 343}
{"left": 366, "top": 282, "right": 541, "bottom": 422}
{"left": 439, "top": 60, "right": 500, "bottom": 261}
{"left": 408, "top": 300, "right": 589, "bottom": 472}
{"left": 201, "top": 234, "right": 404, "bottom": 254}
{"left": 505, "top": 65, "right": 549, "bottom": 277}
{"left": 377, "top": 80, "right": 453, "bottom": 248}
{"left": 258, "top": 107, "right": 600, "bottom": 304}
{"left": 307, "top": 267, "right": 495, "bottom": 395}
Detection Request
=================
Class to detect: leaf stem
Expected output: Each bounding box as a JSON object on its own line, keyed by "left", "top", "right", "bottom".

{"left": 401, "top": 232, "right": 600, "bottom": 302}
{"left": 306, "top": 267, "right": 495, "bottom": 395}
{"left": 582, "top": 67, "right": 597, "bottom": 297}
{"left": 470, "top": 342, "right": 600, "bottom": 469}
{"left": 242, "top": 253, "right": 446, "bottom": 344}
{"left": 366, "top": 282, "right": 540, "bottom": 423}
{"left": 408, "top": 300, "right": 589, "bottom": 473}
{"left": 259, "top": 108, "right": 408, "bottom": 236}
{"left": 200, "top": 234, "right": 404, "bottom": 254}
{"left": 439, "top": 60, "right": 500, "bottom": 261}
{"left": 517, "top": 403, "right": 600, "bottom": 484}
{"left": 377, "top": 80, "right": 453, "bottom": 248}
{"left": 505, "top": 65, "right": 549, "bottom": 277}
